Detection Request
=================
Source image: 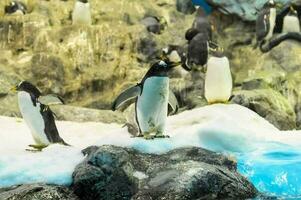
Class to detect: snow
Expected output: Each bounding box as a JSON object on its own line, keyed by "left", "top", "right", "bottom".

{"left": 1, "top": 104, "right": 301, "bottom": 194}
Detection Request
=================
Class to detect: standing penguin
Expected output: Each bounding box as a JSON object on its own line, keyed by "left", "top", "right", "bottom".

{"left": 204, "top": 48, "right": 232, "bottom": 104}
{"left": 112, "top": 61, "right": 179, "bottom": 139}
{"left": 11, "top": 81, "right": 68, "bottom": 151}
{"left": 256, "top": 0, "right": 277, "bottom": 47}
{"left": 4, "top": 1, "right": 27, "bottom": 15}
{"left": 72, "top": 0, "right": 92, "bottom": 25}
{"left": 282, "top": 6, "right": 300, "bottom": 33}
{"left": 185, "top": 7, "right": 216, "bottom": 67}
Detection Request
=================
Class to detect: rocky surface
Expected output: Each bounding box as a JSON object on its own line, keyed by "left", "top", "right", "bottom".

{"left": 1, "top": 0, "right": 301, "bottom": 131}
{"left": 0, "top": 184, "right": 79, "bottom": 200}
{"left": 72, "top": 145, "right": 257, "bottom": 200}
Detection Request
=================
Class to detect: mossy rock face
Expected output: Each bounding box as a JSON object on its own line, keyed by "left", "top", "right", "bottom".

{"left": 231, "top": 89, "right": 296, "bottom": 130}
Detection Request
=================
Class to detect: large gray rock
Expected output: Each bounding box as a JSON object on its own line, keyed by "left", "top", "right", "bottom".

{"left": 72, "top": 145, "right": 257, "bottom": 200}
{"left": 0, "top": 184, "right": 79, "bottom": 200}
{"left": 206, "top": 0, "right": 292, "bottom": 21}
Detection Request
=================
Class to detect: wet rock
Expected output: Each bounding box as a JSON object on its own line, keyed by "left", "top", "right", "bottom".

{"left": 176, "top": 0, "right": 196, "bottom": 14}
{"left": 231, "top": 89, "right": 296, "bottom": 130}
{"left": 0, "top": 184, "right": 79, "bottom": 200}
{"left": 72, "top": 145, "right": 257, "bottom": 200}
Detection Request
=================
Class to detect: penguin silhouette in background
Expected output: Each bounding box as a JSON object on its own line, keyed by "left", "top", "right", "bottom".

{"left": 11, "top": 81, "right": 69, "bottom": 151}
{"left": 4, "top": 1, "right": 27, "bottom": 15}
{"left": 204, "top": 47, "right": 232, "bottom": 104}
{"left": 72, "top": 0, "right": 92, "bottom": 25}
{"left": 282, "top": 6, "right": 300, "bottom": 33}
{"left": 112, "top": 61, "right": 179, "bottom": 139}
{"left": 185, "top": 6, "right": 216, "bottom": 68}
{"left": 256, "top": 0, "right": 277, "bottom": 48}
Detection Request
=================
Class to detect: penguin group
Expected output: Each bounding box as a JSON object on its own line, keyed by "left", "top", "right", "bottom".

{"left": 2, "top": 1, "right": 235, "bottom": 144}
{"left": 256, "top": 0, "right": 301, "bottom": 51}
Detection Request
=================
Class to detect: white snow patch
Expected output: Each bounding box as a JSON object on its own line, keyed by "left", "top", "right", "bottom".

{"left": 1, "top": 104, "right": 301, "bottom": 187}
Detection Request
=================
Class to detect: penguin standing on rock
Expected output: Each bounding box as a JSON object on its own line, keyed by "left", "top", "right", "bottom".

{"left": 256, "top": 0, "right": 277, "bottom": 48}
{"left": 11, "top": 81, "right": 69, "bottom": 151}
{"left": 72, "top": 0, "right": 92, "bottom": 25}
{"left": 112, "top": 61, "right": 179, "bottom": 139}
{"left": 204, "top": 47, "right": 232, "bottom": 104}
{"left": 282, "top": 6, "right": 300, "bottom": 33}
{"left": 4, "top": 1, "right": 27, "bottom": 15}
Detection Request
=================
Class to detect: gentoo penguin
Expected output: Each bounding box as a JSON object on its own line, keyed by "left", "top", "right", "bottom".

{"left": 185, "top": 7, "right": 216, "bottom": 67}
{"left": 112, "top": 61, "right": 179, "bottom": 139}
{"left": 185, "top": 6, "right": 212, "bottom": 41}
{"left": 4, "top": 1, "right": 27, "bottom": 15}
{"left": 282, "top": 6, "right": 301, "bottom": 33}
{"left": 11, "top": 81, "right": 68, "bottom": 151}
{"left": 256, "top": 0, "right": 277, "bottom": 47}
{"left": 72, "top": 0, "right": 92, "bottom": 25}
{"left": 204, "top": 47, "right": 232, "bottom": 104}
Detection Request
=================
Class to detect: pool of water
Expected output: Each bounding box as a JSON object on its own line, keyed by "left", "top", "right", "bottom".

{"left": 237, "top": 142, "right": 301, "bottom": 198}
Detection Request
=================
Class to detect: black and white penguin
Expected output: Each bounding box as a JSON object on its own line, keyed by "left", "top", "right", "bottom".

{"left": 256, "top": 0, "right": 277, "bottom": 47}
{"left": 112, "top": 61, "right": 179, "bottom": 139}
{"left": 4, "top": 1, "right": 27, "bottom": 15}
{"left": 282, "top": 6, "right": 300, "bottom": 33}
{"left": 204, "top": 47, "right": 232, "bottom": 104}
{"left": 185, "top": 6, "right": 216, "bottom": 67}
{"left": 72, "top": 0, "right": 92, "bottom": 25}
{"left": 11, "top": 81, "right": 68, "bottom": 151}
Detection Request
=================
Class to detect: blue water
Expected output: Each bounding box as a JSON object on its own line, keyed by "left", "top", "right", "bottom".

{"left": 237, "top": 143, "right": 301, "bottom": 198}
{"left": 192, "top": 0, "right": 212, "bottom": 14}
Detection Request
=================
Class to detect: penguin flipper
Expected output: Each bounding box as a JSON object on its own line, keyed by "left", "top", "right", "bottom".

{"left": 168, "top": 90, "right": 179, "bottom": 115}
{"left": 112, "top": 85, "right": 141, "bottom": 111}
{"left": 185, "top": 28, "right": 199, "bottom": 41}
{"left": 38, "top": 94, "right": 65, "bottom": 106}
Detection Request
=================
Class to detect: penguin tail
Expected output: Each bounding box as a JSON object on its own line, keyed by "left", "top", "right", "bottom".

{"left": 61, "top": 140, "right": 72, "bottom": 147}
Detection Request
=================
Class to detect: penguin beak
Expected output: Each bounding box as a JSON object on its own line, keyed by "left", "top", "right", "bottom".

{"left": 10, "top": 86, "right": 17, "bottom": 93}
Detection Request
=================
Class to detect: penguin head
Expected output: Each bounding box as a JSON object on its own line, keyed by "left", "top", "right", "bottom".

{"left": 264, "top": 0, "right": 276, "bottom": 8}
{"left": 5, "top": 1, "right": 27, "bottom": 15}
{"left": 210, "top": 46, "right": 225, "bottom": 58}
{"left": 289, "top": 6, "right": 298, "bottom": 15}
{"left": 11, "top": 81, "right": 41, "bottom": 97}
{"left": 143, "top": 60, "right": 178, "bottom": 79}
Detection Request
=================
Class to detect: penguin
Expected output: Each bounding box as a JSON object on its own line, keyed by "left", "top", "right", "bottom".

{"left": 185, "top": 6, "right": 212, "bottom": 41}
{"left": 256, "top": 0, "right": 277, "bottom": 47}
{"left": 204, "top": 47, "right": 232, "bottom": 104}
{"left": 185, "top": 6, "right": 216, "bottom": 67}
{"left": 112, "top": 61, "right": 179, "bottom": 139}
{"left": 282, "top": 6, "right": 300, "bottom": 33}
{"left": 72, "top": 0, "right": 92, "bottom": 25}
{"left": 10, "top": 81, "right": 68, "bottom": 151}
{"left": 4, "top": 1, "right": 27, "bottom": 15}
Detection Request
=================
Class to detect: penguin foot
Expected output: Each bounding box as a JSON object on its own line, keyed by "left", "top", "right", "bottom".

{"left": 143, "top": 134, "right": 155, "bottom": 140}
{"left": 131, "top": 134, "right": 144, "bottom": 138}
{"left": 25, "top": 148, "right": 42, "bottom": 152}
{"left": 154, "top": 134, "right": 170, "bottom": 138}
{"left": 28, "top": 144, "right": 47, "bottom": 151}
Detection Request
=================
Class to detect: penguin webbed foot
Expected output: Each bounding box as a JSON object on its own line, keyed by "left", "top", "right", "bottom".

{"left": 154, "top": 134, "right": 170, "bottom": 138}
{"left": 28, "top": 144, "right": 47, "bottom": 151}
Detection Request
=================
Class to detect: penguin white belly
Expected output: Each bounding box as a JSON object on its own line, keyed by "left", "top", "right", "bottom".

{"left": 18, "top": 92, "right": 50, "bottom": 145}
{"left": 266, "top": 8, "right": 276, "bottom": 40}
{"left": 205, "top": 56, "right": 232, "bottom": 103}
{"left": 137, "top": 77, "right": 169, "bottom": 134}
{"left": 282, "top": 15, "right": 301, "bottom": 33}
{"left": 72, "top": 2, "right": 92, "bottom": 25}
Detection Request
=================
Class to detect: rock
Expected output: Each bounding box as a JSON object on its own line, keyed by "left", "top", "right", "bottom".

{"left": 176, "top": 0, "right": 196, "bottom": 14}
{"left": 231, "top": 89, "right": 296, "bottom": 130}
{"left": 72, "top": 145, "right": 257, "bottom": 200}
{"left": 205, "top": 0, "right": 292, "bottom": 21}
{"left": 51, "top": 105, "right": 126, "bottom": 123}
{"left": 0, "top": 184, "right": 79, "bottom": 200}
